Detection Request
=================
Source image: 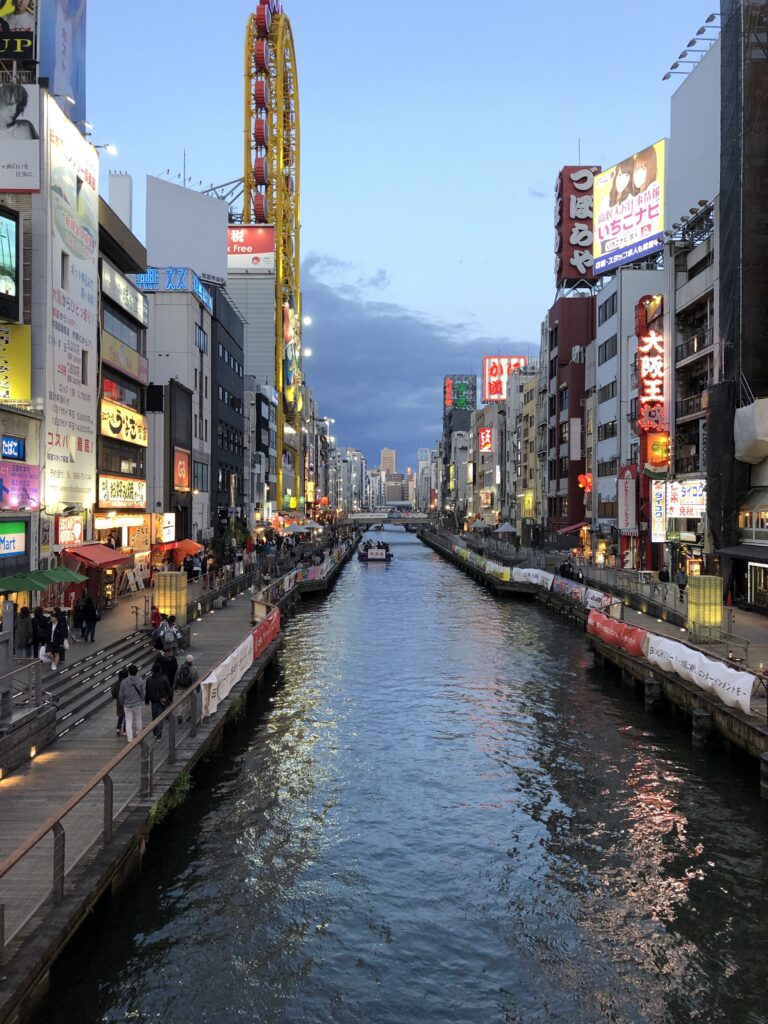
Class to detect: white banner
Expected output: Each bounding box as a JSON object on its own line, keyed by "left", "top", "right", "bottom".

{"left": 512, "top": 567, "right": 554, "bottom": 590}
{"left": 645, "top": 635, "right": 754, "bottom": 715}
{"left": 202, "top": 633, "right": 255, "bottom": 717}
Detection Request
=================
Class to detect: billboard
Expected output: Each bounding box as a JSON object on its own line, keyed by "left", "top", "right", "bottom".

{"left": 443, "top": 375, "right": 476, "bottom": 420}
{"left": 146, "top": 176, "right": 228, "bottom": 284}
{"left": 100, "top": 398, "right": 149, "bottom": 447}
{"left": 173, "top": 447, "right": 191, "bottom": 491}
{"left": 0, "top": 207, "right": 20, "bottom": 322}
{"left": 0, "top": 0, "right": 35, "bottom": 61}
{"left": 45, "top": 98, "right": 98, "bottom": 510}
{"left": 478, "top": 427, "right": 493, "bottom": 453}
{"left": 617, "top": 466, "right": 637, "bottom": 535}
{"left": 0, "top": 83, "right": 40, "bottom": 191}
{"left": 0, "top": 324, "right": 31, "bottom": 403}
{"left": 101, "top": 331, "right": 149, "bottom": 385}
{"left": 227, "top": 225, "right": 275, "bottom": 271}
{"left": 38, "top": 0, "right": 87, "bottom": 124}
{"left": 0, "top": 463, "right": 39, "bottom": 509}
{"left": 554, "top": 166, "right": 599, "bottom": 286}
{"left": 593, "top": 140, "right": 666, "bottom": 274}
{"left": 98, "top": 474, "right": 146, "bottom": 510}
{"left": 0, "top": 520, "right": 25, "bottom": 557}
{"left": 483, "top": 356, "right": 527, "bottom": 403}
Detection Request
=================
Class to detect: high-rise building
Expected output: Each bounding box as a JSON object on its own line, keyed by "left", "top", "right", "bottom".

{"left": 380, "top": 448, "right": 396, "bottom": 474}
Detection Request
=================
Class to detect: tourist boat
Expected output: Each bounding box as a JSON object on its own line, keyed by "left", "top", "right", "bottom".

{"left": 358, "top": 542, "right": 393, "bottom": 563}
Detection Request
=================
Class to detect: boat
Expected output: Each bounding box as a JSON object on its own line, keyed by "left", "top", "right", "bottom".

{"left": 358, "top": 541, "right": 393, "bottom": 563}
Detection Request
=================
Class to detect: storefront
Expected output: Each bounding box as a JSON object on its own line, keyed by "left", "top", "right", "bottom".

{"left": 60, "top": 543, "right": 132, "bottom": 609}
{"left": 93, "top": 513, "right": 152, "bottom": 582}
{"left": 650, "top": 478, "right": 706, "bottom": 573}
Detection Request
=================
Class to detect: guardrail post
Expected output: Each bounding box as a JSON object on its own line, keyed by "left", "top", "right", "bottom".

{"left": 140, "top": 740, "right": 153, "bottom": 798}
{"left": 52, "top": 822, "right": 65, "bottom": 902}
{"left": 102, "top": 775, "right": 113, "bottom": 844}
{"left": 168, "top": 711, "right": 177, "bottom": 765}
{"left": 190, "top": 689, "right": 199, "bottom": 737}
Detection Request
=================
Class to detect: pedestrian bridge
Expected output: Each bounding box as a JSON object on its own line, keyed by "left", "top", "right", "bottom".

{"left": 342, "top": 512, "right": 432, "bottom": 527}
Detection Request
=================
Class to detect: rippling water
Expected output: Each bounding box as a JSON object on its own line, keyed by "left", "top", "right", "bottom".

{"left": 32, "top": 532, "right": 768, "bottom": 1023}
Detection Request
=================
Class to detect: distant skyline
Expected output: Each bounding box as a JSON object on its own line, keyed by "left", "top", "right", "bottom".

{"left": 87, "top": 1, "right": 718, "bottom": 469}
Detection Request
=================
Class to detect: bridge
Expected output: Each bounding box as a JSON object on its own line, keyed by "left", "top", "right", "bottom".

{"left": 342, "top": 512, "right": 433, "bottom": 527}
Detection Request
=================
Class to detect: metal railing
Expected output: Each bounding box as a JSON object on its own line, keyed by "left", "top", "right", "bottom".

{"left": 1, "top": 660, "right": 43, "bottom": 730}
{"left": 676, "top": 393, "right": 706, "bottom": 418}
{"left": 0, "top": 679, "right": 205, "bottom": 962}
{"left": 675, "top": 329, "right": 713, "bottom": 364}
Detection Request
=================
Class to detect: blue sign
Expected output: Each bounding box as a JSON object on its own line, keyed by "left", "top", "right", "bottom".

{"left": 134, "top": 266, "right": 213, "bottom": 314}
{"left": 2, "top": 436, "right": 25, "bottom": 461}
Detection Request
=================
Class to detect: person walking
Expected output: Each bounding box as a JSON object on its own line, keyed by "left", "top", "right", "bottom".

{"left": 13, "top": 606, "right": 34, "bottom": 658}
{"left": 111, "top": 667, "right": 128, "bottom": 736}
{"left": 46, "top": 610, "right": 67, "bottom": 672}
{"left": 82, "top": 594, "right": 99, "bottom": 643}
{"left": 31, "top": 606, "right": 47, "bottom": 658}
{"left": 174, "top": 653, "right": 200, "bottom": 723}
{"left": 119, "top": 664, "right": 145, "bottom": 741}
{"left": 54, "top": 607, "right": 69, "bottom": 665}
{"left": 72, "top": 594, "right": 86, "bottom": 642}
{"left": 145, "top": 659, "right": 173, "bottom": 739}
{"left": 677, "top": 566, "right": 688, "bottom": 602}
{"left": 158, "top": 647, "right": 178, "bottom": 691}
{"left": 149, "top": 605, "right": 161, "bottom": 630}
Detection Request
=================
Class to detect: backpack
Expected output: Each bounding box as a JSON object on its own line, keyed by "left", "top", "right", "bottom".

{"left": 162, "top": 627, "right": 176, "bottom": 651}
{"left": 175, "top": 665, "right": 191, "bottom": 690}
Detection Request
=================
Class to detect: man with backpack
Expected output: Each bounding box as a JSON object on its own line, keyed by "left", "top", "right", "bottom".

{"left": 145, "top": 659, "right": 173, "bottom": 739}
{"left": 174, "top": 654, "right": 200, "bottom": 724}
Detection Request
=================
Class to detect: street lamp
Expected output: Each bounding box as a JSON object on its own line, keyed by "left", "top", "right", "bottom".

{"left": 302, "top": 315, "right": 313, "bottom": 326}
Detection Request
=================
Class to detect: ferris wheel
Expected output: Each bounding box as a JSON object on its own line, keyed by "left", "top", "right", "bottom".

{"left": 244, "top": 0, "right": 301, "bottom": 508}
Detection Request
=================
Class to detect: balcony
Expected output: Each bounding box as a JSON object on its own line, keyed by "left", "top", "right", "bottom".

{"left": 674, "top": 455, "right": 700, "bottom": 475}
{"left": 675, "top": 329, "right": 713, "bottom": 367}
{"left": 675, "top": 392, "right": 708, "bottom": 421}
{"left": 737, "top": 528, "right": 768, "bottom": 544}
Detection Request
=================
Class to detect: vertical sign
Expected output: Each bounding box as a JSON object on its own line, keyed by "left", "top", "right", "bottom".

{"left": 637, "top": 329, "right": 666, "bottom": 433}
{"left": 554, "top": 165, "right": 599, "bottom": 286}
{"left": 483, "top": 357, "right": 527, "bottom": 403}
{"left": 45, "top": 99, "right": 98, "bottom": 510}
{"left": 618, "top": 466, "right": 637, "bottom": 534}
{"left": 478, "top": 427, "right": 493, "bottom": 453}
{"left": 651, "top": 480, "right": 667, "bottom": 543}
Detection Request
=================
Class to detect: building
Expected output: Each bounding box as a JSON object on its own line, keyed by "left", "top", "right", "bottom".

{"left": 244, "top": 378, "right": 277, "bottom": 526}
{"left": 211, "top": 286, "right": 246, "bottom": 549}
{"left": 380, "top": 447, "right": 396, "bottom": 475}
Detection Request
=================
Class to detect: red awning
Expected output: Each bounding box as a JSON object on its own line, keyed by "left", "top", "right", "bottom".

{"left": 556, "top": 521, "right": 588, "bottom": 536}
{"left": 152, "top": 541, "right": 180, "bottom": 553}
{"left": 63, "top": 543, "right": 130, "bottom": 569}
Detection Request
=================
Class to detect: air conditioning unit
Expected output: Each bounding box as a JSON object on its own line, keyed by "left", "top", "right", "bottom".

{"left": 571, "top": 346, "right": 585, "bottom": 364}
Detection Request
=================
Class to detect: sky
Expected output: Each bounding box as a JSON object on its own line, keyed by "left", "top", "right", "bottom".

{"left": 87, "top": 0, "right": 718, "bottom": 471}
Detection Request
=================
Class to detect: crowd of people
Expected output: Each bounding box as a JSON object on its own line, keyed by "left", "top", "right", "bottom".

{"left": 111, "top": 649, "right": 200, "bottom": 743}
{"left": 13, "top": 600, "right": 100, "bottom": 671}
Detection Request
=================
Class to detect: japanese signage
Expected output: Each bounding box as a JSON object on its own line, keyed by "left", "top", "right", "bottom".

{"left": 98, "top": 474, "right": 147, "bottom": 510}
{"left": 45, "top": 99, "right": 98, "bottom": 510}
{"left": 522, "top": 490, "right": 534, "bottom": 518}
{"left": 637, "top": 330, "right": 665, "bottom": 433}
{"left": 0, "top": 206, "right": 20, "bottom": 322}
{"left": 651, "top": 480, "right": 666, "bottom": 543}
{"left": 478, "top": 427, "right": 493, "bottom": 453}
{"left": 647, "top": 431, "right": 670, "bottom": 469}
{"left": 57, "top": 514, "right": 84, "bottom": 546}
{"left": 0, "top": 324, "right": 31, "bottom": 404}
{"left": 617, "top": 466, "right": 637, "bottom": 535}
{"left": 101, "top": 331, "right": 149, "bottom": 385}
{"left": 483, "top": 356, "right": 527, "bottom": 403}
{"left": 127, "top": 516, "right": 152, "bottom": 551}
{"left": 479, "top": 490, "right": 493, "bottom": 508}
{"left": 0, "top": 83, "right": 40, "bottom": 192}
{"left": 1, "top": 435, "right": 25, "bottom": 460}
{"left": 443, "top": 375, "right": 476, "bottom": 423}
{"left": 100, "top": 398, "right": 148, "bottom": 447}
{"left": 134, "top": 266, "right": 213, "bottom": 314}
{"left": 554, "top": 165, "right": 598, "bottom": 285}
{"left": 0, "top": 520, "right": 25, "bottom": 557}
{"left": 0, "top": 463, "right": 38, "bottom": 509}
{"left": 173, "top": 447, "right": 191, "bottom": 491}
{"left": 154, "top": 512, "right": 176, "bottom": 543}
{"left": 227, "top": 225, "right": 275, "bottom": 271}
{"left": 667, "top": 478, "right": 706, "bottom": 519}
{"left": 593, "top": 140, "right": 666, "bottom": 274}
{"left": 101, "top": 261, "right": 148, "bottom": 326}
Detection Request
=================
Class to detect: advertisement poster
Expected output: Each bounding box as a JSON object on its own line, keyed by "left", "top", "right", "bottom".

{"left": 478, "top": 427, "right": 493, "bottom": 453}
{"left": 0, "top": 324, "right": 31, "bottom": 403}
{"left": 38, "top": 0, "right": 87, "bottom": 124}
{"left": 593, "top": 140, "right": 666, "bottom": 274}
{"left": 227, "top": 225, "right": 275, "bottom": 271}
{"left": 651, "top": 480, "right": 667, "bottom": 543}
{"left": 0, "top": 207, "right": 20, "bottom": 322}
{"left": 0, "top": 462, "right": 39, "bottom": 509}
{"left": 0, "top": 0, "right": 35, "bottom": 59}
{"left": 45, "top": 99, "right": 98, "bottom": 510}
{"left": 0, "top": 83, "right": 40, "bottom": 191}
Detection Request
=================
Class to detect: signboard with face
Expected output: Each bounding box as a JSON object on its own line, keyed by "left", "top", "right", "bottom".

{"left": 0, "top": 83, "right": 40, "bottom": 191}
{"left": 482, "top": 357, "right": 527, "bottom": 403}
{"left": 554, "top": 165, "right": 599, "bottom": 286}
{"left": 593, "top": 140, "right": 666, "bottom": 274}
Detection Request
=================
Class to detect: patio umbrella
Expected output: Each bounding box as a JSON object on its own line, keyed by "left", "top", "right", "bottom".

{"left": 176, "top": 539, "right": 203, "bottom": 556}
{"left": 304, "top": 520, "right": 323, "bottom": 530}
{"left": 470, "top": 521, "right": 485, "bottom": 530}
{"left": 285, "top": 523, "right": 308, "bottom": 533}
{"left": 493, "top": 523, "right": 516, "bottom": 534}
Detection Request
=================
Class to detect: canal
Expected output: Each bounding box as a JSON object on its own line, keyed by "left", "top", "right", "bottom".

{"left": 31, "top": 530, "right": 768, "bottom": 1024}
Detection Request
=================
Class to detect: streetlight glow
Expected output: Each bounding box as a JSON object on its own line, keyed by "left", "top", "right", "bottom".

{"left": 302, "top": 315, "right": 313, "bottom": 326}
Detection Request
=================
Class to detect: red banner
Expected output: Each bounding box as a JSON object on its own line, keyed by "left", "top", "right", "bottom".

{"left": 587, "top": 611, "right": 647, "bottom": 658}
{"left": 252, "top": 608, "right": 281, "bottom": 660}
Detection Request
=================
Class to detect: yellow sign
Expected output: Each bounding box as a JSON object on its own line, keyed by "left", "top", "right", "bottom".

{"left": 522, "top": 490, "right": 534, "bottom": 517}
{"left": 0, "top": 324, "right": 31, "bottom": 404}
{"left": 98, "top": 474, "right": 147, "bottom": 509}
{"left": 100, "top": 398, "right": 148, "bottom": 447}
{"left": 102, "top": 331, "right": 149, "bottom": 384}
{"left": 593, "top": 139, "right": 666, "bottom": 274}
{"left": 305, "top": 480, "right": 315, "bottom": 503}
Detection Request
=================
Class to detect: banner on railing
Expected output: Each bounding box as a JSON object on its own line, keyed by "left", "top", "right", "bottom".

{"left": 645, "top": 635, "right": 754, "bottom": 715}
{"left": 202, "top": 631, "right": 255, "bottom": 717}
{"left": 512, "top": 567, "right": 554, "bottom": 590}
{"left": 253, "top": 608, "right": 281, "bottom": 661}
{"left": 552, "top": 577, "right": 587, "bottom": 603}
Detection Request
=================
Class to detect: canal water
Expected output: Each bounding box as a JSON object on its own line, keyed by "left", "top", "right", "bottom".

{"left": 32, "top": 531, "right": 768, "bottom": 1024}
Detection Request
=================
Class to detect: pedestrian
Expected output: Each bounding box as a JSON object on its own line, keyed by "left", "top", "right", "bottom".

{"left": 119, "top": 664, "right": 145, "bottom": 741}
{"left": 158, "top": 646, "right": 178, "bottom": 690}
{"left": 152, "top": 613, "right": 169, "bottom": 650}
{"left": 46, "top": 610, "right": 66, "bottom": 672}
{"left": 577, "top": 567, "right": 585, "bottom": 585}
{"left": 677, "top": 567, "right": 688, "bottom": 601}
{"left": 150, "top": 604, "right": 161, "bottom": 630}
{"left": 145, "top": 659, "right": 173, "bottom": 739}
{"left": 82, "top": 594, "right": 99, "bottom": 642}
{"left": 73, "top": 593, "right": 86, "bottom": 641}
{"left": 31, "top": 606, "right": 47, "bottom": 658}
{"left": 174, "top": 653, "right": 200, "bottom": 713}
{"left": 54, "top": 607, "right": 69, "bottom": 664}
{"left": 13, "top": 606, "right": 34, "bottom": 658}
{"left": 111, "top": 667, "right": 128, "bottom": 736}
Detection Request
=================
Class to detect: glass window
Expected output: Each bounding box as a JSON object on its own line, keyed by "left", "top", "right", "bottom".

{"left": 103, "top": 372, "right": 141, "bottom": 411}
{"left": 103, "top": 305, "right": 140, "bottom": 352}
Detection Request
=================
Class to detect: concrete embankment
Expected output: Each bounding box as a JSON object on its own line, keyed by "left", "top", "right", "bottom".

{"left": 419, "top": 529, "right": 768, "bottom": 787}
{"left": 0, "top": 536, "right": 359, "bottom": 1024}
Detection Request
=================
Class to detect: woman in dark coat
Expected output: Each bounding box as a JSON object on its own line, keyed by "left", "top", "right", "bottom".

{"left": 31, "top": 606, "right": 47, "bottom": 658}
{"left": 47, "top": 611, "right": 66, "bottom": 672}
{"left": 82, "top": 595, "right": 98, "bottom": 642}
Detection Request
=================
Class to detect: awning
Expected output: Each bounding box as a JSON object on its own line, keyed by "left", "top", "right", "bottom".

{"left": 63, "top": 543, "right": 130, "bottom": 569}
{"left": 176, "top": 538, "right": 203, "bottom": 556}
{"left": 716, "top": 544, "right": 768, "bottom": 562}
{"left": 0, "top": 567, "right": 87, "bottom": 592}
{"left": 738, "top": 488, "right": 768, "bottom": 512}
{"left": 557, "top": 521, "right": 588, "bottom": 536}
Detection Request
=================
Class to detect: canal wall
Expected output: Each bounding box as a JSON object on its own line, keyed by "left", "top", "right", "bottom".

{"left": 0, "top": 535, "right": 360, "bottom": 1024}
{"left": 419, "top": 530, "right": 768, "bottom": 780}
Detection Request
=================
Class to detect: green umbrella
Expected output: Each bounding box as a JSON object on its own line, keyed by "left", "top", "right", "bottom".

{"left": 41, "top": 567, "right": 87, "bottom": 583}
{"left": 0, "top": 574, "right": 43, "bottom": 593}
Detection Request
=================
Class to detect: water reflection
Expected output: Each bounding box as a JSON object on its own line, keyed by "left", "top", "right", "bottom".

{"left": 30, "top": 530, "right": 768, "bottom": 1024}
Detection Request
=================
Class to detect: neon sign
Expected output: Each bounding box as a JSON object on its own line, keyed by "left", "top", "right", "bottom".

{"left": 483, "top": 357, "right": 527, "bottom": 403}
{"left": 637, "top": 329, "right": 665, "bottom": 432}
{"left": 478, "top": 427, "right": 493, "bottom": 452}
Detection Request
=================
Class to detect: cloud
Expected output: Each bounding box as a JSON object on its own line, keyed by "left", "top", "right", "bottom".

{"left": 301, "top": 256, "right": 537, "bottom": 471}
{"left": 528, "top": 186, "right": 547, "bottom": 198}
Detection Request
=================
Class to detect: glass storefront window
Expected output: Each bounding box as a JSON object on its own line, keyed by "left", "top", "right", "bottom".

{"left": 748, "top": 562, "right": 768, "bottom": 610}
